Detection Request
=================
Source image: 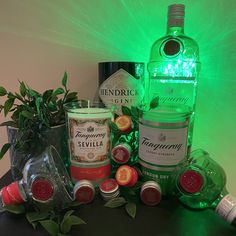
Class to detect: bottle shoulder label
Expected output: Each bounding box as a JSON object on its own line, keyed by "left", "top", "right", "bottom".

{"left": 99, "top": 69, "right": 144, "bottom": 114}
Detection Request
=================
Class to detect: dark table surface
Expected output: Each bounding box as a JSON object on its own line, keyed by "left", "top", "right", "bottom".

{"left": 0, "top": 171, "right": 236, "bottom": 236}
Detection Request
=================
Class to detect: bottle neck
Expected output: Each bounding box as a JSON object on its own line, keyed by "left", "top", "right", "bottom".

{"left": 215, "top": 193, "right": 236, "bottom": 225}
{"left": 166, "top": 26, "right": 184, "bottom": 36}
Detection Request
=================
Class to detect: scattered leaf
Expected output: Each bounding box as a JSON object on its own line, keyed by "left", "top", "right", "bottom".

{"left": 125, "top": 202, "right": 136, "bottom": 219}
{"left": 150, "top": 97, "right": 159, "bottom": 109}
{"left": 104, "top": 197, "right": 127, "bottom": 208}
{"left": 40, "top": 219, "right": 59, "bottom": 236}
{"left": 4, "top": 204, "right": 25, "bottom": 214}
{"left": 69, "top": 215, "right": 86, "bottom": 225}
{"left": 26, "top": 211, "right": 49, "bottom": 225}
{"left": 121, "top": 106, "right": 132, "bottom": 116}
{"left": 109, "top": 121, "right": 119, "bottom": 132}
{"left": 131, "top": 106, "right": 139, "bottom": 118}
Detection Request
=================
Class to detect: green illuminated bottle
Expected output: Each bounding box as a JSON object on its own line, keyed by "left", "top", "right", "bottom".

{"left": 168, "top": 149, "right": 236, "bottom": 228}
{"left": 147, "top": 4, "right": 200, "bottom": 110}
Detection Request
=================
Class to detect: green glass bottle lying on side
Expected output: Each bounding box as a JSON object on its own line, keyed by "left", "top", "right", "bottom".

{"left": 168, "top": 149, "right": 236, "bottom": 227}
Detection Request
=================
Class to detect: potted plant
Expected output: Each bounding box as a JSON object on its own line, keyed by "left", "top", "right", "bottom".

{"left": 0, "top": 72, "right": 78, "bottom": 180}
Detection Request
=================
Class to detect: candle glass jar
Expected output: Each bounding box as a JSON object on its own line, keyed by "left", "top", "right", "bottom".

{"left": 64, "top": 101, "right": 113, "bottom": 186}
{"left": 138, "top": 105, "right": 192, "bottom": 195}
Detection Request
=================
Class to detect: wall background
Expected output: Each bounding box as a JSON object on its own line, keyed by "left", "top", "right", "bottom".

{"left": 0, "top": 0, "right": 235, "bottom": 194}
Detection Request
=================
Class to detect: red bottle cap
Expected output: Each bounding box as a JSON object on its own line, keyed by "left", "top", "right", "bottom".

{"left": 7, "top": 182, "right": 25, "bottom": 203}
{"left": 74, "top": 180, "right": 95, "bottom": 204}
{"left": 31, "top": 178, "right": 54, "bottom": 202}
{"left": 99, "top": 178, "right": 119, "bottom": 194}
{"left": 1, "top": 182, "right": 25, "bottom": 206}
{"left": 179, "top": 170, "right": 203, "bottom": 194}
{"left": 115, "top": 165, "right": 132, "bottom": 186}
{"left": 126, "top": 167, "right": 138, "bottom": 187}
{"left": 115, "top": 165, "right": 138, "bottom": 187}
{"left": 112, "top": 143, "right": 131, "bottom": 164}
{"left": 140, "top": 181, "right": 161, "bottom": 206}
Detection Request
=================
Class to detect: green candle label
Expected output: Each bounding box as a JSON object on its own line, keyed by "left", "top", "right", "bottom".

{"left": 99, "top": 69, "right": 144, "bottom": 114}
{"left": 68, "top": 118, "right": 110, "bottom": 162}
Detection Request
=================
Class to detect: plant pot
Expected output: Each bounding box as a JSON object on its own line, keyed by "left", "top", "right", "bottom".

{"left": 7, "top": 123, "right": 70, "bottom": 181}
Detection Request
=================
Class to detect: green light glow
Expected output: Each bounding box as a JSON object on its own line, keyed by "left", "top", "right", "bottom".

{"left": 0, "top": 0, "right": 235, "bottom": 194}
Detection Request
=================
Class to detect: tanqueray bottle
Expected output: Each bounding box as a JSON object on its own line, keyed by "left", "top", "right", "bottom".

{"left": 0, "top": 146, "right": 74, "bottom": 210}
{"left": 168, "top": 149, "right": 236, "bottom": 228}
{"left": 147, "top": 4, "right": 200, "bottom": 110}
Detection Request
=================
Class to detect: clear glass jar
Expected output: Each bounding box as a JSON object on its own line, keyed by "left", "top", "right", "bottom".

{"left": 64, "top": 101, "right": 113, "bottom": 186}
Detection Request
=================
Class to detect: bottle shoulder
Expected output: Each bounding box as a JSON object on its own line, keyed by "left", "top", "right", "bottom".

{"left": 149, "top": 33, "right": 200, "bottom": 63}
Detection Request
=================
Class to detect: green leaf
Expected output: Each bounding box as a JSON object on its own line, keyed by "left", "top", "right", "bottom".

{"left": 31, "top": 222, "right": 38, "bottom": 230}
{"left": 42, "top": 89, "right": 53, "bottom": 102}
{"left": 121, "top": 106, "right": 132, "bottom": 116}
{"left": 131, "top": 106, "right": 139, "bottom": 118}
{"left": 0, "top": 86, "right": 7, "bottom": 96}
{"left": 27, "top": 88, "right": 40, "bottom": 98}
{"left": 52, "top": 88, "right": 64, "bottom": 97}
{"left": 60, "top": 210, "right": 74, "bottom": 234}
{"left": 0, "top": 143, "right": 11, "bottom": 159}
{"left": 60, "top": 214, "right": 86, "bottom": 234}
{"left": 150, "top": 97, "right": 159, "bottom": 110}
{"left": 4, "top": 98, "right": 15, "bottom": 116}
{"left": 20, "top": 110, "right": 34, "bottom": 119}
{"left": 104, "top": 197, "right": 127, "bottom": 208}
{"left": 40, "top": 220, "right": 59, "bottom": 236}
{"left": 19, "top": 81, "right": 27, "bottom": 97}
{"left": 65, "top": 92, "right": 78, "bottom": 103}
{"left": 36, "top": 97, "right": 42, "bottom": 115}
{"left": 4, "top": 204, "right": 25, "bottom": 214}
{"left": 26, "top": 211, "right": 49, "bottom": 224}
{"left": 109, "top": 121, "right": 119, "bottom": 132}
{"left": 0, "top": 121, "right": 16, "bottom": 127}
{"left": 62, "top": 72, "right": 68, "bottom": 87}
{"left": 69, "top": 215, "right": 86, "bottom": 225}
{"left": 125, "top": 202, "right": 136, "bottom": 219}
{"left": 7, "top": 92, "right": 15, "bottom": 99}
{"left": 64, "top": 210, "right": 74, "bottom": 218}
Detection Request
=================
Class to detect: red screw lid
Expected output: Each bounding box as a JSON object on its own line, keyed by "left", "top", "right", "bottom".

{"left": 115, "top": 165, "right": 133, "bottom": 186}
{"left": 141, "top": 187, "right": 161, "bottom": 206}
{"left": 74, "top": 180, "right": 95, "bottom": 204}
{"left": 179, "top": 170, "right": 203, "bottom": 194}
{"left": 112, "top": 144, "right": 131, "bottom": 164}
{"left": 126, "top": 167, "right": 138, "bottom": 187}
{"left": 31, "top": 178, "right": 54, "bottom": 202}
{"left": 99, "top": 179, "right": 119, "bottom": 194}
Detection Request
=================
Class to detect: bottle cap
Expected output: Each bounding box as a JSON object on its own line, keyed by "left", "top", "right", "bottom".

{"left": 179, "top": 170, "right": 203, "bottom": 194}
{"left": 31, "top": 178, "right": 54, "bottom": 203}
{"left": 99, "top": 178, "right": 120, "bottom": 201}
{"left": 112, "top": 143, "right": 132, "bottom": 164}
{"left": 126, "top": 167, "right": 138, "bottom": 187}
{"left": 140, "top": 181, "right": 162, "bottom": 206}
{"left": 115, "top": 165, "right": 138, "bottom": 187}
{"left": 168, "top": 4, "right": 185, "bottom": 28}
{"left": 74, "top": 180, "right": 95, "bottom": 204}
